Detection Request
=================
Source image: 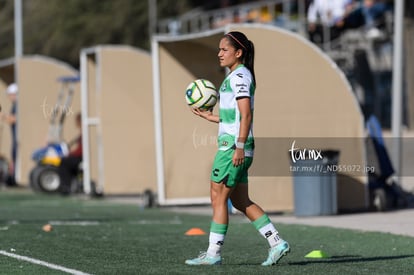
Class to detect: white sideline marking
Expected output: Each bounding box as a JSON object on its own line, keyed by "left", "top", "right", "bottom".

{"left": 0, "top": 250, "right": 91, "bottom": 275}
{"left": 129, "top": 219, "right": 182, "bottom": 225}
{"left": 49, "top": 221, "right": 100, "bottom": 226}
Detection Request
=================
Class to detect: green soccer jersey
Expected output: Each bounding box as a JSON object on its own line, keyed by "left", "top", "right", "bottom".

{"left": 217, "top": 64, "right": 255, "bottom": 157}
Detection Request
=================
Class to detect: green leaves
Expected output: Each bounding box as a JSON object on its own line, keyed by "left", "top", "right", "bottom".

{"left": 0, "top": 0, "right": 193, "bottom": 67}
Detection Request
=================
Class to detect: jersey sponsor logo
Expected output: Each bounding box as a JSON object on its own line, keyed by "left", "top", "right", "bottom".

{"left": 236, "top": 73, "right": 243, "bottom": 78}
{"left": 236, "top": 83, "right": 248, "bottom": 94}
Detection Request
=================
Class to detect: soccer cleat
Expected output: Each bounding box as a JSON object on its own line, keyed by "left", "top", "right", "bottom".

{"left": 261, "top": 240, "right": 290, "bottom": 266}
{"left": 185, "top": 252, "right": 222, "bottom": 265}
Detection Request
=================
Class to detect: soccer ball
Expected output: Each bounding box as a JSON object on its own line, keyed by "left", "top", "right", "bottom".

{"left": 185, "top": 79, "right": 218, "bottom": 110}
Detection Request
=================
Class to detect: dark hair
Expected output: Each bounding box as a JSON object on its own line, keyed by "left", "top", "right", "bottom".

{"left": 224, "top": 31, "right": 256, "bottom": 85}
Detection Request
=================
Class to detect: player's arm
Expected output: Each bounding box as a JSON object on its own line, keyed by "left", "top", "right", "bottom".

{"left": 191, "top": 108, "right": 219, "bottom": 123}
{"left": 236, "top": 97, "right": 252, "bottom": 144}
{"left": 233, "top": 97, "right": 251, "bottom": 166}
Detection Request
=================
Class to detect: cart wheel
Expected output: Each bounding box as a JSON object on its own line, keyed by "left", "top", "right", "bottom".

{"left": 30, "top": 165, "right": 44, "bottom": 192}
{"left": 37, "top": 166, "right": 61, "bottom": 193}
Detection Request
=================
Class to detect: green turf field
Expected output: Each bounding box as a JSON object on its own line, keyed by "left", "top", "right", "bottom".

{"left": 1, "top": 189, "right": 414, "bottom": 274}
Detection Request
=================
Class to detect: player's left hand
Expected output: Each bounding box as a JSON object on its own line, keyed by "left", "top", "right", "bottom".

{"left": 191, "top": 107, "right": 216, "bottom": 121}
{"left": 233, "top": 148, "right": 244, "bottom": 167}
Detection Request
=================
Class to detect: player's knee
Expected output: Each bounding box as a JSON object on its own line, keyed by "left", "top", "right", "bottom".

{"left": 231, "top": 199, "right": 253, "bottom": 213}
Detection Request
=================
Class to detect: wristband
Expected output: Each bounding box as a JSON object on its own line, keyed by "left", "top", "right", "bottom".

{"left": 236, "top": 142, "right": 245, "bottom": 149}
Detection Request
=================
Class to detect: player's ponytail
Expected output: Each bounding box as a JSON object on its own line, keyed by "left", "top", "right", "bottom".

{"left": 224, "top": 31, "right": 256, "bottom": 86}
{"left": 245, "top": 40, "right": 256, "bottom": 86}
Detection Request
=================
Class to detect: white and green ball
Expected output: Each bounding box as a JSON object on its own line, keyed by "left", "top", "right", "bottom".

{"left": 185, "top": 79, "right": 218, "bottom": 110}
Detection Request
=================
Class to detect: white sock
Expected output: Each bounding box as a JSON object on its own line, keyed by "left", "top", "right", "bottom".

{"left": 207, "top": 232, "right": 224, "bottom": 257}
{"left": 258, "top": 223, "right": 282, "bottom": 247}
{"left": 267, "top": 231, "right": 282, "bottom": 247}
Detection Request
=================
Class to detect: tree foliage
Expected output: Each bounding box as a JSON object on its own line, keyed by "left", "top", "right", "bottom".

{"left": 0, "top": 0, "right": 193, "bottom": 68}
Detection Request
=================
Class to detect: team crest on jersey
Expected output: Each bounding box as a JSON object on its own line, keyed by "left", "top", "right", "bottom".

{"left": 221, "top": 141, "right": 228, "bottom": 146}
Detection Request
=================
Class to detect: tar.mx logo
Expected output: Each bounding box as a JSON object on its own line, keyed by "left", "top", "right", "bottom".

{"left": 192, "top": 127, "right": 217, "bottom": 149}
{"left": 41, "top": 97, "right": 74, "bottom": 119}
{"left": 289, "top": 140, "right": 323, "bottom": 163}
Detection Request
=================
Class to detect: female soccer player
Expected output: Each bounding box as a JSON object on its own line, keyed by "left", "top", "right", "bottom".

{"left": 185, "top": 31, "right": 290, "bottom": 266}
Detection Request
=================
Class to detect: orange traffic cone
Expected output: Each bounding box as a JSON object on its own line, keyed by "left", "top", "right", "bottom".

{"left": 185, "top": 227, "right": 206, "bottom": 236}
